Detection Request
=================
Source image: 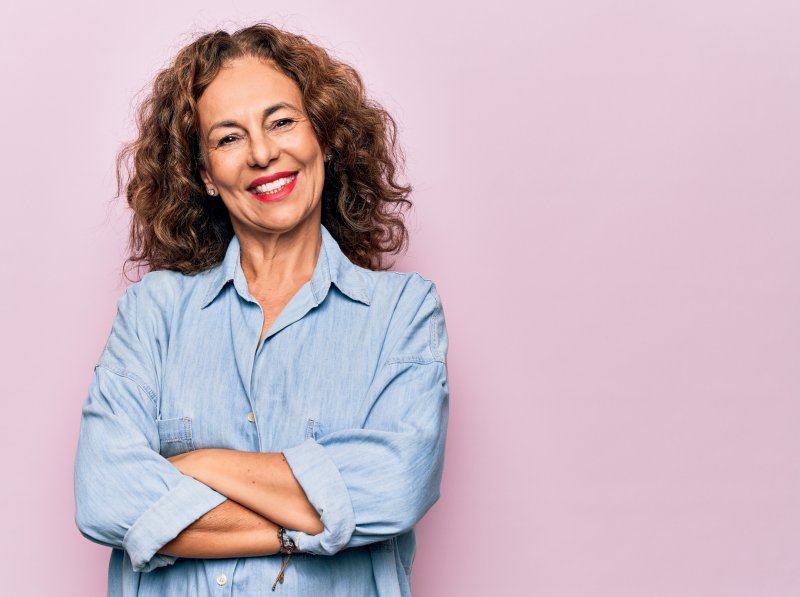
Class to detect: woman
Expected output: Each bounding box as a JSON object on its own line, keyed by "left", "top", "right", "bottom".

{"left": 74, "top": 23, "right": 449, "bottom": 597}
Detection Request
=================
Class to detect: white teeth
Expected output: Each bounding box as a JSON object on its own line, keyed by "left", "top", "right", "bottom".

{"left": 252, "top": 174, "right": 296, "bottom": 194}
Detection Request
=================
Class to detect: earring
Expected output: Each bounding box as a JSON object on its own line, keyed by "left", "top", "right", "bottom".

{"left": 207, "top": 188, "right": 217, "bottom": 196}
{"left": 324, "top": 152, "right": 332, "bottom": 162}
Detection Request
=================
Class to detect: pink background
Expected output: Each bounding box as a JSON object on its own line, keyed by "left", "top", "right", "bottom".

{"left": 1, "top": 1, "right": 798, "bottom": 595}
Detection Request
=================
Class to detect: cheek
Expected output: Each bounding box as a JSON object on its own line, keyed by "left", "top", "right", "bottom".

{"left": 290, "top": 129, "right": 323, "bottom": 164}
{"left": 209, "top": 150, "right": 243, "bottom": 181}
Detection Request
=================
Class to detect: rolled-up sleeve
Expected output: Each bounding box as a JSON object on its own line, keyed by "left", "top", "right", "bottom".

{"left": 282, "top": 282, "right": 449, "bottom": 555}
{"left": 74, "top": 286, "right": 227, "bottom": 572}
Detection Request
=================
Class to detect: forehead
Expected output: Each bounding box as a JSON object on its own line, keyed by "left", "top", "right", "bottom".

{"left": 197, "top": 55, "right": 304, "bottom": 128}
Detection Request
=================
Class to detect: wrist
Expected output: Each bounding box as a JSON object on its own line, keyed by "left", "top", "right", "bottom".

{"left": 277, "top": 527, "right": 299, "bottom": 554}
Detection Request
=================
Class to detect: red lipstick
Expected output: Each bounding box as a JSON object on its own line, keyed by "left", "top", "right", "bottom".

{"left": 247, "top": 171, "right": 299, "bottom": 203}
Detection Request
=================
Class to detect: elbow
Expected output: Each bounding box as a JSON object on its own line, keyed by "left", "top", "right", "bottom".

{"left": 75, "top": 491, "right": 124, "bottom": 548}
{"left": 295, "top": 511, "right": 324, "bottom": 535}
{"left": 392, "top": 448, "right": 444, "bottom": 533}
{"left": 74, "top": 503, "right": 104, "bottom": 545}
{"left": 74, "top": 488, "right": 94, "bottom": 538}
{"left": 74, "top": 452, "right": 126, "bottom": 548}
{"left": 384, "top": 469, "right": 442, "bottom": 535}
{"left": 395, "top": 491, "right": 440, "bottom": 534}
{"left": 75, "top": 512, "right": 108, "bottom": 547}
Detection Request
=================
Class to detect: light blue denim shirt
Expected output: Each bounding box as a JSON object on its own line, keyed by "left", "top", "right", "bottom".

{"left": 74, "top": 224, "right": 449, "bottom": 596}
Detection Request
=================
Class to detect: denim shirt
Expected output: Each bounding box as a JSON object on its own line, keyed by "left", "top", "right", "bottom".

{"left": 74, "top": 224, "right": 449, "bottom": 596}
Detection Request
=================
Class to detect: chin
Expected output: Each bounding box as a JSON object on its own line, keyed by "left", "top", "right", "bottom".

{"left": 252, "top": 213, "right": 318, "bottom": 235}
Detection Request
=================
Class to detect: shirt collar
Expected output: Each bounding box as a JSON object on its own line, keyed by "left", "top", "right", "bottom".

{"left": 200, "top": 224, "right": 371, "bottom": 309}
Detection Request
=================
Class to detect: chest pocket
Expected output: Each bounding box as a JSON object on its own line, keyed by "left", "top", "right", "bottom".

{"left": 156, "top": 416, "right": 195, "bottom": 457}
{"left": 305, "top": 418, "right": 324, "bottom": 440}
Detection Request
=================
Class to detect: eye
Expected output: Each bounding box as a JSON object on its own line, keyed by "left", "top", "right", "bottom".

{"left": 217, "top": 134, "right": 240, "bottom": 147}
{"left": 272, "top": 118, "right": 296, "bottom": 130}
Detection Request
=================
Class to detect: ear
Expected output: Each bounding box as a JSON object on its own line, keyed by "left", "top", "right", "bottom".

{"left": 199, "top": 166, "right": 216, "bottom": 191}
{"left": 196, "top": 141, "right": 212, "bottom": 184}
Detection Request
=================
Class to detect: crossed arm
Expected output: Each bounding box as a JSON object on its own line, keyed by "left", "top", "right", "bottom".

{"left": 73, "top": 361, "right": 331, "bottom": 571}
{"left": 75, "top": 281, "right": 448, "bottom": 571}
{"left": 159, "top": 450, "right": 323, "bottom": 558}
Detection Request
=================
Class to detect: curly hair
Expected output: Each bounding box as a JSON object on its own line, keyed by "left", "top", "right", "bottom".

{"left": 117, "top": 23, "right": 412, "bottom": 277}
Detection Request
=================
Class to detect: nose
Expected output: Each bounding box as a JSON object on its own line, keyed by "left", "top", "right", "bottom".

{"left": 247, "top": 129, "right": 278, "bottom": 168}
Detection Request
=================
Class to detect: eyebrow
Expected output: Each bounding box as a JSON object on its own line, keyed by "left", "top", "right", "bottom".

{"left": 206, "top": 102, "right": 302, "bottom": 139}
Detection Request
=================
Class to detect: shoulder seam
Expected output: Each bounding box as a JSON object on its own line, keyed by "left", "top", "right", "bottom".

{"left": 384, "top": 355, "right": 445, "bottom": 366}
{"left": 383, "top": 283, "right": 445, "bottom": 365}
{"left": 95, "top": 362, "right": 159, "bottom": 407}
{"left": 428, "top": 284, "right": 444, "bottom": 363}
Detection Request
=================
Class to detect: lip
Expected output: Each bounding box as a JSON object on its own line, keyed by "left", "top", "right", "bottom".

{"left": 247, "top": 171, "right": 299, "bottom": 203}
{"left": 248, "top": 171, "right": 298, "bottom": 188}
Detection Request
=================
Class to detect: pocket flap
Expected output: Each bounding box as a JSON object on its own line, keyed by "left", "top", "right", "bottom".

{"left": 157, "top": 417, "right": 193, "bottom": 443}
{"left": 156, "top": 416, "right": 194, "bottom": 457}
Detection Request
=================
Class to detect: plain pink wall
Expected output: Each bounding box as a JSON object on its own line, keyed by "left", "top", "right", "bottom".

{"left": 1, "top": 1, "right": 798, "bottom": 595}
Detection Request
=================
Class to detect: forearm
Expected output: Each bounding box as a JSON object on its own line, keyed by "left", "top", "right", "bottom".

{"left": 159, "top": 499, "right": 281, "bottom": 559}
{"left": 170, "top": 450, "right": 323, "bottom": 535}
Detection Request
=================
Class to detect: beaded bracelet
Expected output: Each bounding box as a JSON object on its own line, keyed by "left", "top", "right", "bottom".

{"left": 272, "top": 527, "right": 298, "bottom": 591}
{"left": 278, "top": 527, "right": 298, "bottom": 554}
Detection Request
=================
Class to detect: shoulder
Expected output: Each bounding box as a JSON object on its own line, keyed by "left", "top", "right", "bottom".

{"left": 362, "top": 269, "right": 448, "bottom": 365}
{"left": 123, "top": 269, "right": 192, "bottom": 307}
{"left": 99, "top": 269, "right": 210, "bottom": 387}
{"left": 105, "top": 269, "right": 204, "bottom": 357}
{"left": 358, "top": 267, "right": 440, "bottom": 304}
{"left": 119, "top": 268, "right": 212, "bottom": 321}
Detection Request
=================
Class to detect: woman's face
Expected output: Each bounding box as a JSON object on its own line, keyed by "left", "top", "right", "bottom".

{"left": 197, "top": 55, "right": 326, "bottom": 240}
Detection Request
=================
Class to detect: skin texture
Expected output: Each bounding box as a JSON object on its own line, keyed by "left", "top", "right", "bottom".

{"left": 160, "top": 499, "right": 281, "bottom": 559}
{"left": 169, "top": 450, "right": 323, "bottom": 535}
{"left": 157, "top": 55, "right": 328, "bottom": 559}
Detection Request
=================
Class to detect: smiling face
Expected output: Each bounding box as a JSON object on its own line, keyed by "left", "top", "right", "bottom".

{"left": 197, "top": 55, "right": 326, "bottom": 242}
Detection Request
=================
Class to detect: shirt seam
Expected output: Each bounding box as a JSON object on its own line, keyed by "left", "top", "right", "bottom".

{"left": 429, "top": 286, "right": 444, "bottom": 362}
{"left": 95, "top": 362, "right": 159, "bottom": 407}
{"left": 383, "top": 355, "right": 445, "bottom": 366}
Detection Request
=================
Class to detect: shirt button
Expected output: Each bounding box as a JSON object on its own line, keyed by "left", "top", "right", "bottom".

{"left": 216, "top": 574, "right": 227, "bottom": 586}
{"left": 247, "top": 412, "right": 255, "bottom": 423}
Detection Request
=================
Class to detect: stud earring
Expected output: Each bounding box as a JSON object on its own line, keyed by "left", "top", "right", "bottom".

{"left": 324, "top": 152, "right": 332, "bottom": 162}
{"left": 207, "top": 188, "right": 217, "bottom": 196}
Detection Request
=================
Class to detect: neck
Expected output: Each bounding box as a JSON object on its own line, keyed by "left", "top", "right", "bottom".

{"left": 235, "top": 218, "right": 322, "bottom": 292}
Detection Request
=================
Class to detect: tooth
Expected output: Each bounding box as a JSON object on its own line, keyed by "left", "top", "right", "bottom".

{"left": 252, "top": 174, "right": 294, "bottom": 194}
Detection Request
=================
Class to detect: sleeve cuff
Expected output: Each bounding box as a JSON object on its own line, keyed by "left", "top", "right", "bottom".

{"left": 282, "top": 438, "right": 356, "bottom": 555}
{"left": 122, "top": 475, "right": 227, "bottom": 572}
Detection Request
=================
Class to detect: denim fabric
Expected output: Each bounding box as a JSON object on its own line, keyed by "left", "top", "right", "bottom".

{"left": 74, "top": 224, "right": 449, "bottom": 596}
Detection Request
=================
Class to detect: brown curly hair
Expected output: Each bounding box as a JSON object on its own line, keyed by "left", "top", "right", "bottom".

{"left": 117, "top": 23, "right": 412, "bottom": 277}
